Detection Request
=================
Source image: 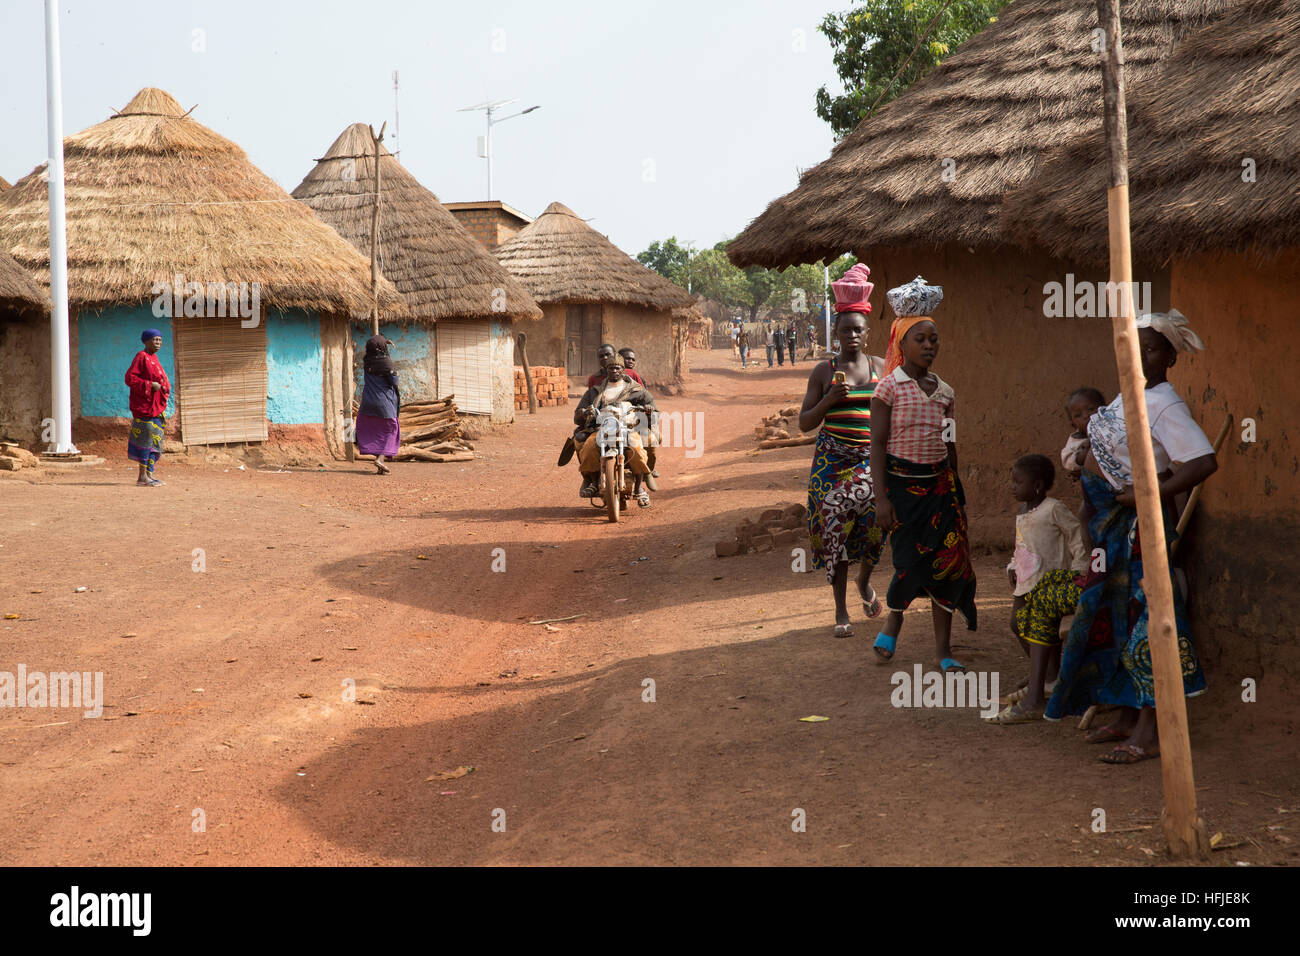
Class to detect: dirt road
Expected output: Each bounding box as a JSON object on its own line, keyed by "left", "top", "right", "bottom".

{"left": 1, "top": 350, "right": 1295, "bottom": 865}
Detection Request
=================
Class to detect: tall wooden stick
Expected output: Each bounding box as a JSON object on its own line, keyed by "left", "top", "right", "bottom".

{"left": 368, "top": 121, "right": 387, "bottom": 337}
{"left": 517, "top": 332, "right": 537, "bottom": 414}
{"left": 1096, "top": 0, "right": 1207, "bottom": 860}
{"left": 1169, "top": 413, "right": 1232, "bottom": 559}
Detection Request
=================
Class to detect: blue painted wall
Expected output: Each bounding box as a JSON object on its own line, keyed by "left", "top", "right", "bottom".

{"left": 266, "top": 310, "right": 323, "bottom": 424}
{"left": 352, "top": 322, "right": 439, "bottom": 402}
{"left": 78, "top": 305, "right": 177, "bottom": 418}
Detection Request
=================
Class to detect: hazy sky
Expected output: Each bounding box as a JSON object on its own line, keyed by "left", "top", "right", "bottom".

{"left": 1, "top": 0, "right": 846, "bottom": 258}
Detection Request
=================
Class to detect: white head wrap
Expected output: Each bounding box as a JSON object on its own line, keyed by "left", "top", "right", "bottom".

{"left": 1136, "top": 309, "right": 1205, "bottom": 353}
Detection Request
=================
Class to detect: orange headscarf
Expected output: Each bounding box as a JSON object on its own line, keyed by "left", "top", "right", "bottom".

{"left": 883, "top": 315, "right": 936, "bottom": 375}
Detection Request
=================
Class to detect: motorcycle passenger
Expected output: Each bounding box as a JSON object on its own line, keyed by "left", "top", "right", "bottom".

{"left": 574, "top": 360, "right": 656, "bottom": 507}
{"left": 619, "top": 347, "right": 658, "bottom": 482}
{"left": 587, "top": 344, "right": 644, "bottom": 387}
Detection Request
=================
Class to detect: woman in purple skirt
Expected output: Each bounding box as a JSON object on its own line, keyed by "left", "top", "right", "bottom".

{"left": 356, "top": 335, "right": 401, "bottom": 475}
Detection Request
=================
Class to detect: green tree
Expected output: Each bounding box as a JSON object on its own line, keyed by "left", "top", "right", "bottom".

{"left": 636, "top": 237, "right": 694, "bottom": 287}
{"left": 816, "top": 0, "right": 1008, "bottom": 138}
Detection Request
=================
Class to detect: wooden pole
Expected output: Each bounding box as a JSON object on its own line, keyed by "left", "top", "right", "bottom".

{"left": 1096, "top": 0, "right": 1207, "bottom": 860}
{"left": 517, "top": 332, "right": 537, "bottom": 414}
{"left": 368, "top": 122, "right": 387, "bottom": 337}
{"left": 1169, "top": 412, "right": 1232, "bottom": 559}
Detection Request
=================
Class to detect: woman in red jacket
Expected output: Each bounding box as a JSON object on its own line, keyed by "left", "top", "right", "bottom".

{"left": 125, "top": 329, "right": 170, "bottom": 486}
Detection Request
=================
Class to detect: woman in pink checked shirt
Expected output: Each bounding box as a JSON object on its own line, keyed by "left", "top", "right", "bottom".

{"left": 868, "top": 315, "right": 978, "bottom": 673}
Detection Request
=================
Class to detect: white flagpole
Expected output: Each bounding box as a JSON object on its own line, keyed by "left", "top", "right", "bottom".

{"left": 45, "top": 0, "right": 77, "bottom": 455}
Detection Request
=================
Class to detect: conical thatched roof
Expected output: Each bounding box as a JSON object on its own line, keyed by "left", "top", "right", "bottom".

{"left": 0, "top": 250, "right": 47, "bottom": 315}
{"left": 494, "top": 202, "right": 695, "bottom": 310}
{"left": 0, "top": 88, "right": 401, "bottom": 317}
{"left": 0, "top": 176, "right": 10, "bottom": 192}
{"left": 727, "top": 0, "right": 1235, "bottom": 269}
{"left": 1004, "top": 0, "right": 1300, "bottom": 265}
{"left": 292, "top": 124, "right": 541, "bottom": 322}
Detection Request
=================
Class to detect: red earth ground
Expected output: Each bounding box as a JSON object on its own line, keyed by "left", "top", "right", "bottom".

{"left": 1, "top": 349, "right": 1296, "bottom": 866}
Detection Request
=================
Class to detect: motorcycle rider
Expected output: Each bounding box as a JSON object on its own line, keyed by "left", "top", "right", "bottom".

{"left": 573, "top": 359, "right": 656, "bottom": 507}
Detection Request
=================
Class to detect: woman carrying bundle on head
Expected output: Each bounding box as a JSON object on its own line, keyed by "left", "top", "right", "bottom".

{"left": 1047, "top": 310, "right": 1217, "bottom": 765}
{"left": 869, "top": 277, "right": 977, "bottom": 673}
{"left": 356, "top": 335, "right": 401, "bottom": 475}
{"left": 799, "top": 263, "right": 886, "bottom": 638}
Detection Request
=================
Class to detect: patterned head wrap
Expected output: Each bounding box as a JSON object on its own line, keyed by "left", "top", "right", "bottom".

{"left": 141, "top": 329, "right": 163, "bottom": 343}
{"left": 1135, "top": 309, "right": 1204, "bottom": 353}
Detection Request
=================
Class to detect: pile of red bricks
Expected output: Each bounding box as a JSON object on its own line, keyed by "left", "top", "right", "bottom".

{"left": 515, "top": 366, "right": 570, "bottom": 410}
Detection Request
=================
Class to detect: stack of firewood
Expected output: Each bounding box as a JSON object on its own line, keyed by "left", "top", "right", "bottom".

{"left": 352, "top": 395, "right": 475, "bottom": 463}
{"left": 397, "top": 396, "right": 474, "bottom": 462}
{"left": 753, "top": 405, "right": 814, "bottom": 450}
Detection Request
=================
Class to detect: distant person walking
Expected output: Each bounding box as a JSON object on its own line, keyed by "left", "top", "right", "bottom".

{"left": 738, "top": 326, "right": 751, "bottom": 368}
{"left": 125, "top": 329, "right": 170, "bottom": 486}
{"left": 773, "top": 323, "right": 786, "bottom": 366}
{"left": 765, "top": 322, "right": 776, "bottom": 367}
{"left": 787, "top": 321, "right": 798, "bottom": 365}
{"left": 356, "top": 335, "right": 401, "bottom": 475}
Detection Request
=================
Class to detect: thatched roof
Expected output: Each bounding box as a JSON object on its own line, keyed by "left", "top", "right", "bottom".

{"left": 1003, "top": 0, "right": 1300, "bottom": 265}
{"left": 292, "top": 124, "right": 541, "bottom": 322}
{"left": 727, "top": 0, "right": 1235, "bottom": 269}
{"left": 0, "top": 88, "right": 401, "bottom": 317}
{"left": 0, "top": 176, "right": 10, "bottom": 192}
{"left": 494, "top": 202, "right": 695, "bottom": 311}
{"left": 0, "top": 250, "right": 47, "bottom": 315}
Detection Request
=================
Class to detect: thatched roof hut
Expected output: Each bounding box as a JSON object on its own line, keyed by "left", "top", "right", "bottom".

{"left": 727, "top": 0, "right": 1235, "bottom": 269}
{"left": 0, "top": 251, "right": 46, "bottom": 316}
{"left": 1003, "top": 0, "right": 1300, "bottom": 265}
{"left": 291, "top": 124, "right": 540, "bottom": 322}
{"left": 0, "top": 176, "right": 10, "bottom": 192}
{"left": 495, "top": 202, "right": 694, "bottom": 311}
{"left": 494, "top": 202, "right": 694, "bottom": 385}
{"left": 0, "top": 87, "right": 399, "bottom": 316}
{"left": 1007, "top": 0, "right": 1300, "bottom": 673}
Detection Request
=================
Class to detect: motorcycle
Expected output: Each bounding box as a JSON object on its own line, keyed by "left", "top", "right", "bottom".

{"left": 590, "top": 401, "right": 638, "bottom": 523}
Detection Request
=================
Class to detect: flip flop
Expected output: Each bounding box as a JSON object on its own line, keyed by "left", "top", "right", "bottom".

{"left": 983, "top": 702, "right": 1044, "bottom": 724}
{"left": 939, "top": 657, "right": 965, "bottom": 674}
{"left": 1100, "top": 743, "right": 1159, "bottom": 765}
{"left": 1084, "top": 725, "right": 1128, "bottom": 745}
{"left": 833, "top": 623, "right": 853, "bottom": 639}
{"left": 872, "top": 632, "right": 896, "bottom": 660}
{"left": 859, "top": 585, "right": 882, "bottom": 619}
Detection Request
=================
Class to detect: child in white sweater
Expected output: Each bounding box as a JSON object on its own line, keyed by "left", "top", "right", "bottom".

{"left": 986, "top": 454, "right": 1088, "bottom": 724}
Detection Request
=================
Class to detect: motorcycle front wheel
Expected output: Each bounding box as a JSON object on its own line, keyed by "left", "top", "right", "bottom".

{"left": 603, "top": 456, "right": 620, "bottom": 523}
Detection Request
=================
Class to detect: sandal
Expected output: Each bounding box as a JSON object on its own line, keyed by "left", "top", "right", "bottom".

{"left": 859, "top": 584, "right": 882, "bottom": 619}
{"left": 833, "top": 623, "right": 853, "bottom": 639}
{"left": 872, "top": 632, "right": 896, "bottom": 661}
{"left": 938, "top": 657, "right": 965, "bottom": 674}
{"left": 1084, "top": 725, "right": 1128, "bottom": 745}
{"left": 635, "top": 489, "right": 651, "bottom": 508}
{"left": 1100, "top": 743, "right": 1159, "bottom": 764}
{"left": 983, "top": 702, "right": 1044, "bottom": 724}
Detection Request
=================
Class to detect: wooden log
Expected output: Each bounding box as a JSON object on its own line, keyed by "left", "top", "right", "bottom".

{"left": 399, "top": 409, "right": 456, "bottom": 427}
{"left": 757, "top": 435, "right": 815, "bottom": 450}
{"left": 395, "top": 445, "right": 474, "bottom": 463}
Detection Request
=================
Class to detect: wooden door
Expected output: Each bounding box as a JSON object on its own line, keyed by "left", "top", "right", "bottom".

{"left": 565, "top": 305, "right": 602, "bottom": 375}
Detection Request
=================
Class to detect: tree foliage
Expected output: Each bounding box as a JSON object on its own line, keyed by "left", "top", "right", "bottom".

{"left": 637, "top": 239, "right": 858, "bottom": 323}
{"left": 815, "top": 0, "right": 1009, "bottom": 139}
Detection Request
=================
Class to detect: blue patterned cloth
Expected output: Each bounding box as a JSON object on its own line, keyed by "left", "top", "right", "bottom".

{"left": 1045, "top": 471, "right": 1206, "bottom": 719}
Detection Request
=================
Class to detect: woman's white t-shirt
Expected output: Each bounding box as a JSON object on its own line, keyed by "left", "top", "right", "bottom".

{"left": 1087, "top": 382, "right": 1214, "bottom": 490}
